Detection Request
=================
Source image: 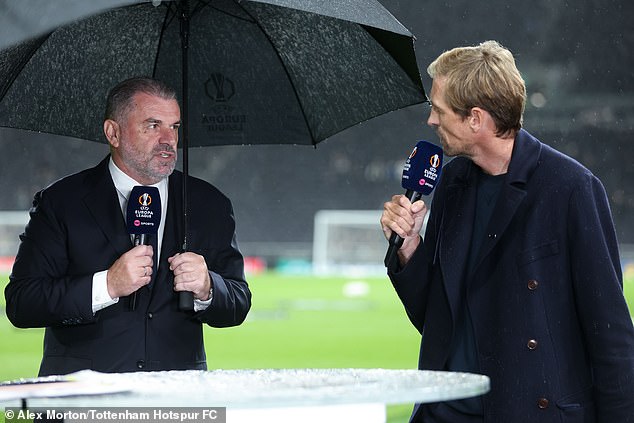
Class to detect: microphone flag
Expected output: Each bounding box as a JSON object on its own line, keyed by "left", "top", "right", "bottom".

{"left": 384, "top": 141, "right": 443, "bottom": 270}
{"left": 126, "top": 185, "right": 161, "bottom": 311}
{"left": 126, "top": 186, "right": 161, "bottom": 236}
{"left": 401, "top": 140, "right": 443, "bottom": 195}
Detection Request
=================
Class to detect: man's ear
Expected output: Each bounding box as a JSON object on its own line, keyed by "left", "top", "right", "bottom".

{"left": 468, "top": 107, "right": 484, "bottom": 132}
{"left": 103, "top": 119, "right": 120, "bottom": 147}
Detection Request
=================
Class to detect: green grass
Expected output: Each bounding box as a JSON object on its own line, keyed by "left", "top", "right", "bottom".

{"left": 0, "top": 271, "right": 420, "bottom": 422}
{"left": 202, "top": 273, "right": 420, "bottom": 370}
{"left": 2, "top": 266, "right": 634, "bottom": 423}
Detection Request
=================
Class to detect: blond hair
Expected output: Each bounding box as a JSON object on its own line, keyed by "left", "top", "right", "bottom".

{"left": 427, "top": 41, "right": 526, "bottom": 137}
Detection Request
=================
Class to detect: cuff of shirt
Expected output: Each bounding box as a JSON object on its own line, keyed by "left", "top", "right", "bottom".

{"left": 92, "top": 270, "right": 118, "bottom": 314}
{"left": 194, "top": 287, "right": 213, "bottom": 312}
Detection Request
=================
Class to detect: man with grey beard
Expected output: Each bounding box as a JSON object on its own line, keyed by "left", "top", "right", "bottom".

{"left": 5, "top": 77, "right": 251, "bottom": 376}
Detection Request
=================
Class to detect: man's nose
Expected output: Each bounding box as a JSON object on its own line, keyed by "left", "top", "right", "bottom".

{"left": 427, "top": 112, "right": 437, "bottom": 128}
{"left": 161, "top": 127, "right": 178, "bottom": 145}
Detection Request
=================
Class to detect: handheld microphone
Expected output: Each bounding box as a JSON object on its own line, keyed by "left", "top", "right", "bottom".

{"left": 178, "top": 288, "right": 194, "bottom": 311}
{"left": 384, "top": 140, "right": 443, "bottom": 271}
{"left": 126, "top": 185, "right": 161, "bottom": 311}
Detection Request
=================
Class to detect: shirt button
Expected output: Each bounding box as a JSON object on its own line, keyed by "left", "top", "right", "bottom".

{"left": 527, "top": 339, "right": 538, "bottom": 350}
{"left": 527, "top": 279, "right": 539, "bottom": 290}
{"left": 147, "top": 312, "right": 153, "bottom": 319}
{"left": 538, "top": 398, "right": 549, "bottom": 409}
{"left": 136, "top": 360, "right": 145, "bottom": 369}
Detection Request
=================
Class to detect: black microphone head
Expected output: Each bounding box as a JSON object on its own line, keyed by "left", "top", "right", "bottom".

{"left": 126, "top": 186, "right": 161, "bottom": 235}
{"left": 401, "top": 140, "right": 443, "bottom": 195}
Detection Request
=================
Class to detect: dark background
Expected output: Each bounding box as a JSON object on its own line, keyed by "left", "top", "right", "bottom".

{"left": 0, "top": 0, "right": 632, "bottom": 262}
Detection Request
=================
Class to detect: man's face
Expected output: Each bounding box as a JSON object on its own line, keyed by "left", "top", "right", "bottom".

{"left": 426, "top": 77, "right": 473, "bottom": 158}
{"left": 110, "top": 92, "right": 181, "bottom": 185}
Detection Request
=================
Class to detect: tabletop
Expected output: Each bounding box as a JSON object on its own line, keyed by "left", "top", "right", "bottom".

{"left": 1, "top": 368, "right": 489, "bottom": 410}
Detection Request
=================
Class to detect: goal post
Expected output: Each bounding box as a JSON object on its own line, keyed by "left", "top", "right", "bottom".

{"left": 0, "top": 211, "right": 29, "bottom": 271}
{"left": 312, "top": 209, "right": 432, "bottom": 276}
{"left": 312, "top": 210, "right": 387, "bottom": 276}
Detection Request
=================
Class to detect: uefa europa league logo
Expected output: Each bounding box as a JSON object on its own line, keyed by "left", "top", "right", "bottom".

{"left": 205, "top": 73, "right": 235, "bottom": 102}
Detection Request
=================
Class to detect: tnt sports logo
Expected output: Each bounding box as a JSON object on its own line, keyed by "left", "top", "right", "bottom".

{"left": 138, "top": 193, "right": 152, "bottom": 207}
{"left": 430, "top": 154, "right": 441, "bottom": 168}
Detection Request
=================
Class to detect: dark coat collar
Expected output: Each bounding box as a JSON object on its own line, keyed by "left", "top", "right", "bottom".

{"left": 505, "top": 128, "right": 542, "bottom": 188}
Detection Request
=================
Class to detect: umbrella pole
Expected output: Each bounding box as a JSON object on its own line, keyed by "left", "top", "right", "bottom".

{"left": 179, "top": 0, "right": 194, "bottom": 311}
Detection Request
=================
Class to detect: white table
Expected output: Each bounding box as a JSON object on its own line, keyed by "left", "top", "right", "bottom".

{"left": 1, "top": 369, "right": 489, "bottom": 422}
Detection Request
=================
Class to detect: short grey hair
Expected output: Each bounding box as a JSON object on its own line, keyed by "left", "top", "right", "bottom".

{"left": 104, "top": 76, "right": 177, "bottom": 124}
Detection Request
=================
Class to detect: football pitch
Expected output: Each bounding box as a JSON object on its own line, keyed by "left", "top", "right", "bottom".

{"left": 0, "top": 271, "right": 421, "bottom": 422}
{"left": 1, "top": 268, "right": 633, "bottom": 423}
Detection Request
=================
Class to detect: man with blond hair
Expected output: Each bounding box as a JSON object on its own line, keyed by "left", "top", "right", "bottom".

{"left": 381, "top": 41, "right": 634, "bottom": 422}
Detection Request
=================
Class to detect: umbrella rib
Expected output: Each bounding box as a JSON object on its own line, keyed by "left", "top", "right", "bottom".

{"left": 152, "top": 2, "right": 179, "bottom": 77}
{"left": 0, "top": 34, "right": 50, "bottom": 101}
{"left": 233, "top": 0, "right": 318, "bottom": 146}
{"left": 362, "top": 26, "right": 425, "bottom": 94}
{"left": 198, "top": 0, "right": 256, "bottom": 23}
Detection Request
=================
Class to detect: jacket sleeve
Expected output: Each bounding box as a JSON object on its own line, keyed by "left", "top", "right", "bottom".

{"left": 568, "top": 172, "right": 634, "bottom": 421}
{"left": 193, "top": 202, "right": 251, "bottom": 328}
{"left": 388, "top": 240, "right": 430, "bottom": 334}
{"left": 4, "top": 189, "right": 96, "bottom": 328}
{"left": 387, "top": 193, "right": 443, "bottom": 334}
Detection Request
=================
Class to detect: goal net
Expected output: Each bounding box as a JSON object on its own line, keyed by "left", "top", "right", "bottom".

{"left": 312, "top": 210, "right": 388, "bottom": 276}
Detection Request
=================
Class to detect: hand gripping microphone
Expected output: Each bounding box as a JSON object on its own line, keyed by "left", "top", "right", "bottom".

{"left": 384, "top": 141, "right": 443, "bottom": 271}
{"left": 126, "top": 185, "right": 161, "bottom": 311}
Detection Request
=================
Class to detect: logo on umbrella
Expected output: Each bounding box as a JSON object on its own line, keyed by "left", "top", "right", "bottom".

{"left": 205, "top": 73, "right": 235, "bottom": 103}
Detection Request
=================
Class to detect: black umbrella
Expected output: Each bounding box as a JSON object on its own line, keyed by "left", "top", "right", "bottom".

{"left": 0, "top": 0, "right": 426, "bottom": 306}
{"left": 0, "top": 0, "right": 425, "bottom": 146}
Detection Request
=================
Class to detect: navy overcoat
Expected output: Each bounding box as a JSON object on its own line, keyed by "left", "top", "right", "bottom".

{"left": 390, "top": 129, "right": 634, "bottom": 422}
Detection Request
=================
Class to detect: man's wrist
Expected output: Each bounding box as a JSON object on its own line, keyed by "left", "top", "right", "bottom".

{"left": 193, "top": 287, "right": 213, "bottom": 312}
{"left": 398, "top": 236, "right": 421, "bottom": 266}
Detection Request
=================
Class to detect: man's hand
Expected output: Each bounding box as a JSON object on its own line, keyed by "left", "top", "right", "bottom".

{"left": 106, "top": 245, "right": 153, "bottom": 298}
{"left": 380, "top": 194, "right": 428, "bottom": 264}
{"left": 168, "top": 252, "right": 212, "bottom": 301}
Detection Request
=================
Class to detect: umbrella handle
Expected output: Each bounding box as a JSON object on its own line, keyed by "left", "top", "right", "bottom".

{"left": 178, "top": 0, "right": 194, "bottom": 313}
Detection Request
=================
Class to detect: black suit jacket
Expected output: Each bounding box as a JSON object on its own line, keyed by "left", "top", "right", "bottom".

{"left": 5, "top": 157, "right": 251, "bottom": 376}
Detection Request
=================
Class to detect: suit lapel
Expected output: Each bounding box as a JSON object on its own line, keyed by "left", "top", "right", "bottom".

{"left": 150, "top": 172, "right": 184, "bottom": 302}
{"left": 472, "top": 185, "right": 525, "bottom": 270}
{"left": 472, "top": 129, "right": 542, "bottom": 274}
{"left": 82, "top": 157, "right": 131, "bottom": 258}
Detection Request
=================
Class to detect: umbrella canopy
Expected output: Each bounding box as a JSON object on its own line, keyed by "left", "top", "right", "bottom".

{"left": 0, "top": 0, "right": 426, "bottom": 147}
{"left": 0, "top": 0, "right": 141, "bottom": 51}
{"left": 0, "top": 0, "right": 427, "bottom": 310}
